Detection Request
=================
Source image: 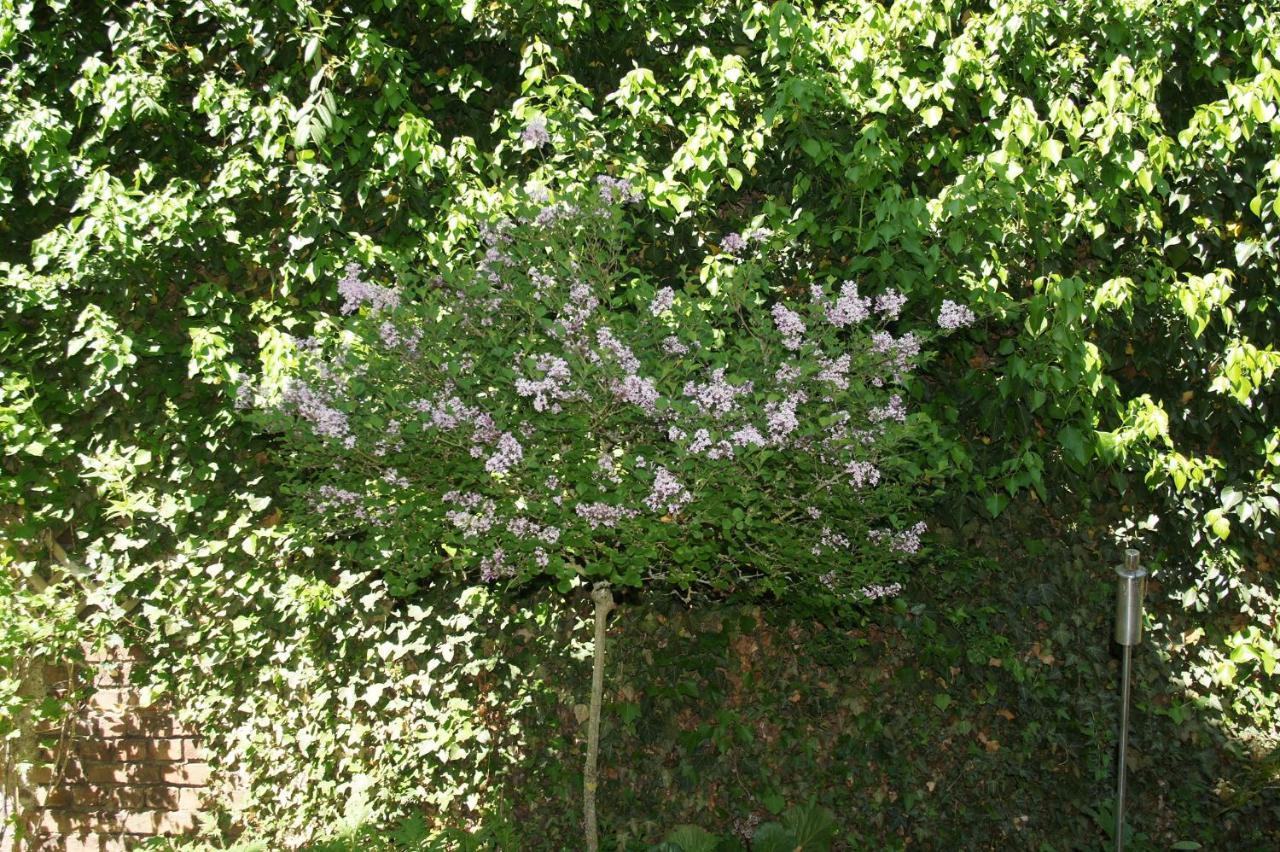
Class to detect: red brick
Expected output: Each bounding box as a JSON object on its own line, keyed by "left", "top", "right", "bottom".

{"left": 86, "top": 688, "right": 139, "bottom": 711}
{"left": 150, "top": 738, "right": 186, "bottom": 762}
{"left": 84, "top": 762, "right": 162, "bottom": 785}
{"left": 27, "top": 763, "right": 56, "bottom": 785}
{"left": 40, "top": 787, "right": 74, "bottom": 808}
{"left": 118, "top": 809, "right": 197, "bottom": 835}
{"left": 161, "top": 762, "right": 208, "bottom": 786}
{"left": 84, "top": 710, "right": 187, "bottom": 739}
{"left": 60, "top": 836, "right": 116, "bottom": 852}
{"left": 37, "top": 809, "right": 78, "bottom": 834}
{"left": 149, "top": 786, "right": 205, "bottom": 812}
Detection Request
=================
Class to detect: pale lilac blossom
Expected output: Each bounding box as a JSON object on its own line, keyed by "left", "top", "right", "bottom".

{"left": 937, "top": 300, "right": 976, "bottom": 329}
{"left": 875, "top": 289, "right": 907, "bottom": 319}
{"left": 521, "top": 117, "right": 551, "bottom": 147}
{"left": 683, "top": 368, "right": 754, "bottom": 419}
{"left": 515, "top": 354, "right": 574, "bottom": 413}
{"left": 771, "top": 304, "right": 806, "bottom": 350}
{"left": 485, "top": 432, "right": 524, "bottom": 475}
{"left": 597, "top": 175, "right": 642, "bottom": 204}
{"left": 824, "top": 280, "right": 871, "bottom": 327}
{"left": 644, "top": 467, "right": 692, "bottom": 515}
{"left": 662, "top": 336, "right": 690, "bottom": 356}
{"left": 861, "top": 582, "right": 903, "bottom": 600}
{"left": 649, "top": 287, "right": 675, "bottom": 316}
{"left": 721, "top": 232, "right": 747, "bottom": 254}
{"left": 575, "top": 502, "right": 639, "bottom": 529}
{"left": 337, "top": 263, "right": 400, "bottom": 315}
{"left": 868, "top": 394, "right": 907, "bottom": 424}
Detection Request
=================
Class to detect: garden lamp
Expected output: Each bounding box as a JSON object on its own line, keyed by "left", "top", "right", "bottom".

{"left": 1113, "top": 549, "right": 1145, "bottom": 851}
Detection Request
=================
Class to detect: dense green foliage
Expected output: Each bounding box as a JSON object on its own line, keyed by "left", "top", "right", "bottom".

{"left": 2, "top": 0, "right": 1279, "bottom": 846}
{"left": 146, "top": 507, "right": 1279, "bottom": 848}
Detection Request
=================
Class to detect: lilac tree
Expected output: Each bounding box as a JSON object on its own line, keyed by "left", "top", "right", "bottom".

{"left": 249, "top": 177, "right": 968, "bottom": 846}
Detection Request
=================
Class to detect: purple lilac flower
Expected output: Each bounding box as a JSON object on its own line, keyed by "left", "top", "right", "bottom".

{"left": 729, "top": 425, "right": 767, "bottom": 448}
{"left": 688, "top": 429, "right": 712, "bottom": 454}
{"left": 534, "top": 548, "right": 550, "bottom": 568}
{"left": 871, "top": 331, "right": 921, "bottom": 380}
{"left": 515, "top": 354, "right": 575, "bottom": 413}
{"left": 234, "top": 379, "right": 255, "bottom": 411}
{"left": 812, "top": 526, "right": 851, "bottom": 556}
{"left": 644, "top": 467, "right": 692, "bottom": 515}
{"left": 764, "top": 391, "right": 807, "bottom": 444}
{"left": 283, "top": 380, "right": 353, "bottom": 447}
{"left": 485, "top": 432, "right": 524, "bottom": 475}
{"left": 721, "top": 232, "right": 747, "bottom": 254}
{"left": 662, "top": 336, "right": 690, "bottom": 356}
{"left": 868, "top": 394, "right": 907, "bottom": 424}
{"left": 314, "top": 485, "right": 360, "bottom": 512}
{"left": 382, "top": 468, "right": 409, "bottom": 488}
{"left": 337, "top": 263, "right": 400, "bottom": 315}
{"left": 575, "top": 502, "right": 639, "bottom": 529}
{"left": 613, "top": 374, "right": 661, "bottom": 415}
{"left": 528, "top": 268, "right": 556, "bottom": 298}
{"left": 597, "top": 454, "right": 622, "bottom": 484}
{"left": 379, "top": 321, "right": 422, "bottom": 354}
{"left": 534, "top": 202, "right": 580, "bottom": 228}
{"left": 875, "top": 289, "right": 907, "bottom": 319}
{"left": 774, "top": 363, "right": 802, "bottom": 384}
{"left": 938, "top": 299, "right": 976, "bottom": 329}
{"left": 480, "top": 548, "right": 515, "bottom": 582}
{"left": 683, "top": 368, "right": 754, "bottom": 419}
{"left": 845, "top": 460, "right": 881, "bottom": 488}
{"left": 442, "top": 490, "right": 484, "bottom": 509}
{"left": 771, "top": 303, "right": 806, "bottom": 350}
{"left": 556, "top": 282, "right": 599, "bottom": 338}
{"left": 894, "top": 521, "right": 928, "bottom": 554}
{"left": 446, "top": 499, "right": 497, "bottom": 538}
{"left": 816, "top": 354, "right": 851, "bottom": 390}
{"left": 806, "top": 506, "right": 822, "bottom": 519}
{"left": 521, "top": 117, "right": 551, "bottom": 147}
{"left": 592, "top": 327, "right": 640, "bottom": 373}
{"left": 705, "top": 439, "right": 735, "bottom": 460}
{"left": 597, "top": 175, "right": 642, "bottom": 204}
{"left": 823, "top": 280, "right": 871, "bottom": 327}
{"left": 649, "top": 287, "right": 675, "bottom": 316}
{"left": 861, "top": 582, "right": 903, "bottom": 600}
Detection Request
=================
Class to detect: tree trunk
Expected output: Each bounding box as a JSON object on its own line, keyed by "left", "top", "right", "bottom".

{"left": 584, "top": 581, "right": 615, "bottom": 852}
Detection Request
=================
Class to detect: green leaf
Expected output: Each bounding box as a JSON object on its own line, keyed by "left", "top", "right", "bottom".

{"left": 782, "top": 802, "right": 837, "bottom": 849}
{"left": 750, "top": 823, "right": 792, "bottom": 852}
{"left": 665, "top": 825, "right": 720, "bottom": 852}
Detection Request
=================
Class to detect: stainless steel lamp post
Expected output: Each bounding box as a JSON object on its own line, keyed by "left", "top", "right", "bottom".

{"left": 1113, "top": 549, "right": 1146, "bottom": 851}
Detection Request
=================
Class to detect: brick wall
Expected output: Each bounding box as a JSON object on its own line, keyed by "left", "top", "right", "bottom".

{"left": 22, "top": 649, "right": 211, "bottom": 851}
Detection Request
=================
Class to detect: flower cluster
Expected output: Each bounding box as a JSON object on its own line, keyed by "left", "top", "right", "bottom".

{"left": 515, "top": 354, "right": 575, "bottom": 413}
{"left": 937, "top": 299, "right": 977, "bottom": 329}
{"left": 337, "top": 263, "right": 400, "bottom": 315}
{"left": 771, "top": 304, "right": 806, "bottom": 350}
{"left": 520, "top": 117, "right": 551, "bottom": 148}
